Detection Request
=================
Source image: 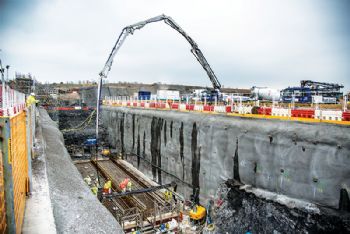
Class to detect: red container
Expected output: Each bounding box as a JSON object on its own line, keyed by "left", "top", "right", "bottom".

{"left": 127, "top": 102, "right": 131, "bottom": 106}
{"left": 203, "top": 105, "right": 214, "bottom": 111}
{"left": 149, "top": 102, "right": 155, "bottom": 108}
{"left": 141, "top": 103, "right": 145, "bottom": 107}
{"left": 133, "top": 102, "right": 137, "bottom": 107}
{"left": 225, "top": 106, "right": 232, "bottom": 113}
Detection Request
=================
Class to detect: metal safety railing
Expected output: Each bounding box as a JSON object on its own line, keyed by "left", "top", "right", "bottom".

{"left": 0, "top": 84, "right": 26, "bottom": 117}
{"left": 103, "top": 96, "right": 350, "bottom": 125}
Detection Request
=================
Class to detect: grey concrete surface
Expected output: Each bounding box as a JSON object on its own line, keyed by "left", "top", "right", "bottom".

{"left": 40, "top": 108, "right": 123, "bottom": 234}
{"left": 22, "top": 111, "right": 56, "bottom": 234}
{"left": 102, "top": 106, "right": 350, "bottom": 209}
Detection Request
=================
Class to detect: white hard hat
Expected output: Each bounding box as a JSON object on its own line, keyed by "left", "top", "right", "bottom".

{"left": 30, "top": 93, "right": 35, "bottom": 96}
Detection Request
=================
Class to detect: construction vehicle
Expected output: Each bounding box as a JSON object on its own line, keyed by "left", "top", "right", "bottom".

{"left": 98, "top": 14, "right": 222, "bottom": 102}
{"left": 95, "top": 14, "right": 224, "bottom": 156}
{"left": 281, "top": 80, "right": 344, "bottom": 103}
{"left": 189, "top": 188, "right": 207, "bottom": 224}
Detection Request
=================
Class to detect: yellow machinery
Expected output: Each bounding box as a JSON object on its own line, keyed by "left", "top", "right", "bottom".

{"left": 189, "top": 205, "right": 206, "bottom": 223}
{"left": 101, "top": 149, "right": 110, "bottom": 156}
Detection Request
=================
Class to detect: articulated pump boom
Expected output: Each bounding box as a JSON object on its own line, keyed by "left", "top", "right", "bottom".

{"left": 99, "top": 14, "right": 221, "bottom": 91}
{"left": 96, "top": 14, "right": 222, "bottom": 153}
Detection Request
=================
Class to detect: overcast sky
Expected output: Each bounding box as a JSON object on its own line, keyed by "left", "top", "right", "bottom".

{"left": 0, "top": 0, "right": 349, "bottom": 90}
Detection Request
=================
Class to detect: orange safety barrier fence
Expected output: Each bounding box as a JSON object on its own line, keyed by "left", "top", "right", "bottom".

{"left": 10, "top": 111, "right": 28, "bottom": 234}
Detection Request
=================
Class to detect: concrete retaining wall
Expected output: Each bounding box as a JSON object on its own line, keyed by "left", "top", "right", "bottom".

{"left": 102, "top": 106, "right": 350, "bottom": 209}
{"left": 41, "top": 108, "right": 123, "bottom": 233}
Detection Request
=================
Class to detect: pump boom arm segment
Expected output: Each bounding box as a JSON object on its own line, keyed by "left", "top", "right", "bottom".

{"left": 99, "top": 14, "right": 221, "bottom": 91}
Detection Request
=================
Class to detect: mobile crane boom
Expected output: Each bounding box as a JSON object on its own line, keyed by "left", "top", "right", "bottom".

{"left": 99, "top": 14, "right": 221, "bottom": 91}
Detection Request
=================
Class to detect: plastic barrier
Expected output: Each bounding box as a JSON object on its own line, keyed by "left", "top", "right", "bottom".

{"left": 315, "top": 110, "right": 343, "bottom": 121}
{"left": 214, "top": 106, "right": 226, "bottom": 113}
{"left": 179, "top": 104, "right": 187, "bottom": 111}
{"left": 186, "top": 104, "right": 195, "bottom": 111}
{"left": 194, "top": 105, "right": 203, "bottom": 111}
{"left": 258, "top": 107, "right": 272, "bottom": 115}
{"left": 171, "top": 103, "right": 179, "bottom": 109}
{"left": 238, "top": 106, "right": 253, "bottom": 114}
{"left": 10, "top": 112, "right": 28, "bottom": 233}
{"left": 271, "top": 108, "right": 290, "bottom": 117}
{"left": 291, "top": 109, "right": 315, "bottom": 118}
{"left": 203, "top": 105, "right": 214, "bottom": 112}
{"left": 343, "top": 111, "right": 350, "bottom": 121}
{"left": 103, "top": 96, "right": 350, "bottom": 124}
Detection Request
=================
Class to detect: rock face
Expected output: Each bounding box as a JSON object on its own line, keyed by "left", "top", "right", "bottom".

{"left": 215, "top": 181, "right": 350, "bottom": 234}
{"left": 101, "top": 106, "right": 350, "bottom": 210}
{"left": 49, "top": 109, "right": 95, "bottom": 146}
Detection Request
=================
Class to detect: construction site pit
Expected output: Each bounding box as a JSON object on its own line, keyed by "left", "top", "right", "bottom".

{"left": 49, "top": 109, "right": 207, "bottom": 233}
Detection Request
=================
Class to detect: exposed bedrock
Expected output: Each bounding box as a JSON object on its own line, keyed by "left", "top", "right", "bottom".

{"left": 101, "top": 106, "right": 350, "bottom": 209}
{"left": 216, "top": 181, "right": 350, "bottom": 233}
{"left": 48, "top": 109, "right": 95, "bottom": 145}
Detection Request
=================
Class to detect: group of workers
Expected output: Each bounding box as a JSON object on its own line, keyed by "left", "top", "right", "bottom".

{"left": 87, "top": 178, "right": 134, "bottom": 196}
{"left": 103, "top": 178, "right": 133, "bottom": 194}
